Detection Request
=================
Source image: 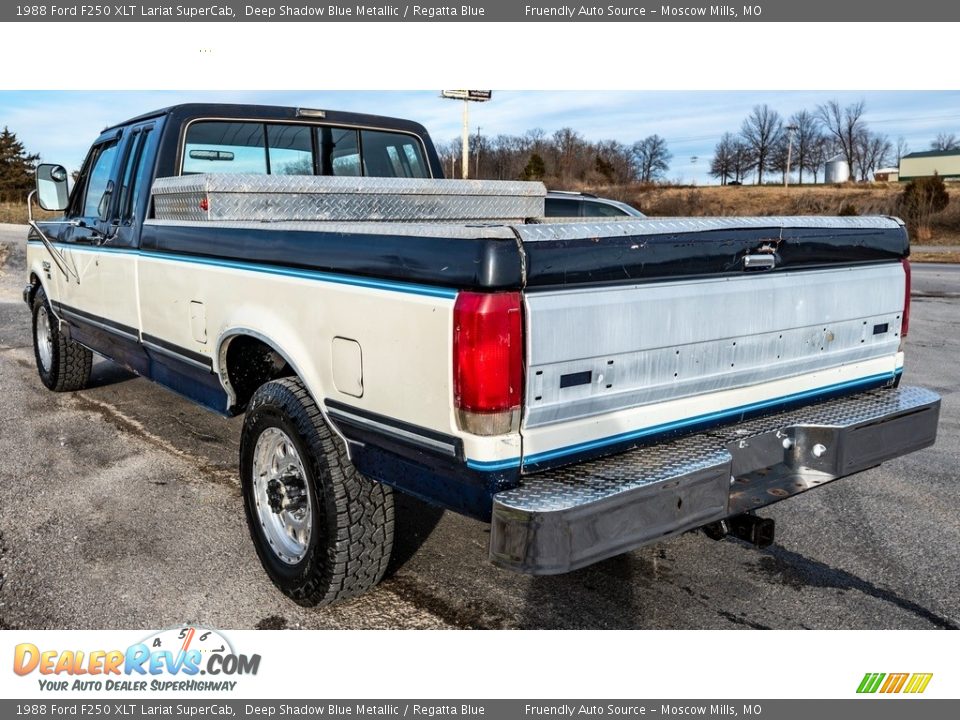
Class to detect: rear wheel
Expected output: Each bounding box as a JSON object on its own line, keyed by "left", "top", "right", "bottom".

{"left": 240, "top": 377, "right": 394, "bottom": 606}
{"left": 32, "top": 286, "right": 92, "bottom": 392}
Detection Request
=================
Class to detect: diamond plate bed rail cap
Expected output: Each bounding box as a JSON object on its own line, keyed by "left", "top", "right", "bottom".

{"left": 516, "top": 215, "right": 906, "bottom": 242}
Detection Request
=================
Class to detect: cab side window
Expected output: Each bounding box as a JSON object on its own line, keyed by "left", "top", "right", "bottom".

{"left": 360, "top": 130, "right": 428, "bottom": 178}
{"left": 81, "top": 140, "right": 120, "bottom": 218}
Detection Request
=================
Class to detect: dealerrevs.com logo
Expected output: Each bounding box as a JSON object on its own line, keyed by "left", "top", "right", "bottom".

{"left": 857, "top": 673, "right": 933, "bottom": 694}
{"left": 13, "top": 627, "right": 260, "bottom": 692}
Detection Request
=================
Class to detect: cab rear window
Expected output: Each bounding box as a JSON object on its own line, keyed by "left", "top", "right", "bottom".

{"left": 182, "top": 121, "right": 429, "bottom": 178}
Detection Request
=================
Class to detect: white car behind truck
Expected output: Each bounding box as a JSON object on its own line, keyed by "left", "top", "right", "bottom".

{"left": 24, "top": 103, "right": 940, "bottom": 605}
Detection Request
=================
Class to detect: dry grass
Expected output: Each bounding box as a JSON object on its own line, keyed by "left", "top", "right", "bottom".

{"left": 581, "top": 183, "right": 960, "bottom": 246}
{"left": 910, "top": 251, "right": 960, "bottom": 264}
{"left": 0, "top": 201, "right": 55, "bottom": 225}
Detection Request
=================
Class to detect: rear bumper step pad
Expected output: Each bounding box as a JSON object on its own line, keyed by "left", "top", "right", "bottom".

{"left": 489, "top": 385, "right": 940, "bottom": 574}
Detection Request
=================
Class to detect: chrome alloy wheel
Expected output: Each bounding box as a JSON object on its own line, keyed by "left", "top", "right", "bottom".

{"left": 252, "top": 427, "right": 314, "bottom": 564}
{"left": 36, "top": 305, "right": 54, "bottom": 372}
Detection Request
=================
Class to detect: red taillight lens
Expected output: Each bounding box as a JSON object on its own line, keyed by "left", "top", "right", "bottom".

{"left": 453, "top": 291, "right": 523, "bottom": 435}
{"left": 901, "top": 258, "right": 911, "bottom": 338}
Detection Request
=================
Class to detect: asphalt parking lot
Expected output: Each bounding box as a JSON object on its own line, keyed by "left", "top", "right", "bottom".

{"left": 0, "top": 224, "right": 957, "bottom": 630}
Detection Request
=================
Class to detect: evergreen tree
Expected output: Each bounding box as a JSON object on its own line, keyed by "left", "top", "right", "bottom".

{"left": 521, "top": 152, "right": 546, "bottom": 181}
{"left": 0, "top": 127, "right": 40, "bottom": 202}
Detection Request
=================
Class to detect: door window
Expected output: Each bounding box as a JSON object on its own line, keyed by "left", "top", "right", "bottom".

{"left": 82, "top": 140, "right": 120, "bottom": 218}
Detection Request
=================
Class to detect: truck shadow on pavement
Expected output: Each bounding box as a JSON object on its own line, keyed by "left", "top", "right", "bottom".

{"left": 86, "top": 359, "right": 138, "bottom": 389}
{"left": 751, "top": 544, "right": 959, "bottom": 629}
{"left": 385, "top": 492, "right": 445, "bottom": 576}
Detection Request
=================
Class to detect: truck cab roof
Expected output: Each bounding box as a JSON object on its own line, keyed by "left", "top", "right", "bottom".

{"left": 105, "top": 102, "right": 434, "bottom": 139}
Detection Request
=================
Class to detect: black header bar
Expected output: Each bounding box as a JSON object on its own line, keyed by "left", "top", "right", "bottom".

{"left": 3, "top": 1, "right": 958, "bottom": 22}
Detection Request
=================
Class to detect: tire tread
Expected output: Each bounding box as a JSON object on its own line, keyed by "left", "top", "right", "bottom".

{"left": 242, "top": 377, "right": 394, "bottom": 606}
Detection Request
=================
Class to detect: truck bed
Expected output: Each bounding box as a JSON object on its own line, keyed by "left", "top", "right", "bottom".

{"left": 147, "top": 174, "right": 911, "bottom": 478}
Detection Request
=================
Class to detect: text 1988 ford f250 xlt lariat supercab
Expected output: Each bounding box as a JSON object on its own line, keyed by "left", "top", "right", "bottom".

{"left": 24, "top": 104, "right": 940, "bottom": 606}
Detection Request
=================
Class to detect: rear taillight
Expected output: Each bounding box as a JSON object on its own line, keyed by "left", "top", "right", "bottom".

{"left": 453, "top": 291, "right": 523, "bottom": 436}
{"left": 901, "top": 258, "right": 911, "bottom": 339}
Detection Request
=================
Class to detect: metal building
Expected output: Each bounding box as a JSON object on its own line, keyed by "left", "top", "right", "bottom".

{"left": 899, "top": 150, "right": 960, "bottom": 181}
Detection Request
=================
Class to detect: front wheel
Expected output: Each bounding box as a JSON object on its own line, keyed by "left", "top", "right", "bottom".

{"left": 32, "top": 286, "right": 92, "bottom": 392}
{"left": 240, "top": 378, "right": 394, "bottom": 606}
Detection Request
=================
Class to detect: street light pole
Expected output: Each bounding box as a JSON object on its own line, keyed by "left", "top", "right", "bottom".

{"left": 461, "top": 100, "right": 470, "bottom": 179}
{"left": 441, "top": 91, "right": 493, "bottom": 180}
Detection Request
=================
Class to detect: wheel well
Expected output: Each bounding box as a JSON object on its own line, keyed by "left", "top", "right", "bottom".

{"left": 27, "top": 273, "right": 41, "bottom": 303}
{"left": 222, "top": 335, "right": 295, "bottom": 412}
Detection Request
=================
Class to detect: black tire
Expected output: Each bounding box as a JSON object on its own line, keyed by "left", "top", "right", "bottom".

{"left": 240, "top": 377, "right": 394, "bottom": 606}
{"left": 32, "top": 286, "right": 92, "bottom": 392}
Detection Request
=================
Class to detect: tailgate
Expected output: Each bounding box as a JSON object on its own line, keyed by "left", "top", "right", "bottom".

{"left": 516, "top": 216, "right": 909, "bottom": 470}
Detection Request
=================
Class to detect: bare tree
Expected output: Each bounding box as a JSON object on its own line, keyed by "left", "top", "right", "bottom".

{"left": 788, "top": 110, "right": 821, "bottom": 184}
{"left": 855, "top": 133, "right": 892, "bottom": 181}
{"left": 631, "top": 134, "right": 672, "bottom": 183}
{"left": 817, "top": 99, "right": 866, "bottom": 178}
{"left": 437, "top": 138, "right": 462, "bottom": 178}
{"left": 593, "top": 139, "right": 636, "bottom": 184}
{"left": 804, "top": 135, "right": 833, "bottom": 184}
{"left": 896, "top": 137, "right": 910, "bottom": 165}
{"left": 740, "top": 104, "right": 783, "bottom": 184}
{"left": 931, "top": 132, "right": 959, "bottom": 151}
{"left": 732, "top": 140, "right": 752, "bottom": 184}
{"left": 710, "top": 132, "right": 737, "bottom": 185}
{"left": 550, "top": 127, "right": 589, "bottom": 182}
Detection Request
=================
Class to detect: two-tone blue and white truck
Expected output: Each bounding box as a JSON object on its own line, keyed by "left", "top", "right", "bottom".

{"left": 24, "top": 103, "right": 940, "bottom": 605}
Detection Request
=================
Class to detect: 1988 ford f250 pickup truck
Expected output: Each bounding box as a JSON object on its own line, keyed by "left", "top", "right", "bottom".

{"left": 25, "top": 103, "right": 940, "bottom": 606}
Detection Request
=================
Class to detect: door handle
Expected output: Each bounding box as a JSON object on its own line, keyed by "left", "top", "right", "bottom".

{"left": 743, "top": 254, "right": 777, "bottom": 271}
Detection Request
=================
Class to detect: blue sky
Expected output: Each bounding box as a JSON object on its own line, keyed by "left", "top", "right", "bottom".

{"left": 2, "top": 90, "right": 958, "bottom": 184}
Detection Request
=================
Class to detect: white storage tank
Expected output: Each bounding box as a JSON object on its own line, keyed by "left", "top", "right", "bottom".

{"left": 825, "top": 156, "right": 851, "bottom": 184}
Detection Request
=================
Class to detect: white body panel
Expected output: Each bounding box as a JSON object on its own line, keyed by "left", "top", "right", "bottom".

{"left": 26, "top": 239, "right": 520, "bottom": 466}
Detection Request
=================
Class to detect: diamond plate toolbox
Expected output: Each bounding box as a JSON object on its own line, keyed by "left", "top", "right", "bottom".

{"left": 152, "top": 174, "right": 546, "bottom": 223}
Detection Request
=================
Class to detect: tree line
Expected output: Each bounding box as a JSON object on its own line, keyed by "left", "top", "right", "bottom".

{"left": 436, "top": 128, "right": 673, "bottom": 186}
{"left": 1, "top": 106, "right": 957, "bottom": 203}
{"left": 710, "top": 100, "right": 954, "bottom": 186}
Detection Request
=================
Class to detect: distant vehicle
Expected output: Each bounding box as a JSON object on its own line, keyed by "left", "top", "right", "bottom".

{"left": 545, "top": 190, "right": 645, "bottom": 218}
{"left": 728, "top": 180, "right": 742, "bottom": 186}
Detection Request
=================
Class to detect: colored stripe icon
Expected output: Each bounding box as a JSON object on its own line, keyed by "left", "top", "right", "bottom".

{"left": 857, "top": 672, "right": 933, "bottom": 694}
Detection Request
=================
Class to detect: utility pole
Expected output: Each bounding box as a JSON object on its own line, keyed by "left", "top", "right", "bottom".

{"left": 441, "top": 91, "right": 492, "bottom": 179}
{"left": 784, "top": 124, "right": 799, "bottom": 187}
{"left": 475, "top": 126, "right": 481, "bottom": 178}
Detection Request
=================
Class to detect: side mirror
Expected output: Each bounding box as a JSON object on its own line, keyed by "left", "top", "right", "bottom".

{"left": 36, "top": 164, "right": 70, "bottom": 212}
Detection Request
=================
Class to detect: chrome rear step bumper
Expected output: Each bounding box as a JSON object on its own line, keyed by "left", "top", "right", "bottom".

{"left": 489, "top": 386, "right": 940, "bottom": 574}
